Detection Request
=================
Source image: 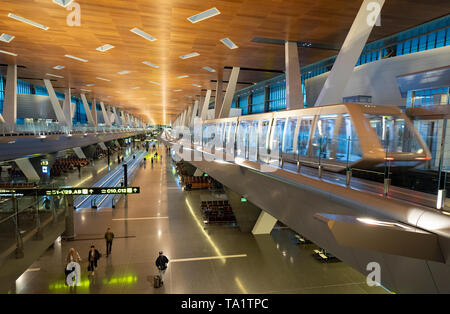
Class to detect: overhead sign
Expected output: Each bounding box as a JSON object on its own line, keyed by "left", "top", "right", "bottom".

{"left": 0, "top": 187, "right": 140, "bottom": 197}
{"left": 40, "top": 159, "right": 49, "bottom": 166}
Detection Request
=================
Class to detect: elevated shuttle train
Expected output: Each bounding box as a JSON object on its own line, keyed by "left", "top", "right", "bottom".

{"left": 175, "top": 103, "right": 431, "bottom": 172}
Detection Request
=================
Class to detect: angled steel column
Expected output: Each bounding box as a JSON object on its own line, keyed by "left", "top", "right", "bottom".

{"left": 72, "top": 147, "right": 87, "bottom": 159}
{"left": 214, "top": 70, "right": 224, "bottom": 119}
{"left": 15, "top": 158, "right": 40, "bottom": 182}
{"left": 3, "top": 64, "right": 17, "bottom": 127}
{"left": 100, "top": 101, "right": 112, "bottom": 127}
{"left": 122, "top": 111, "right": 128, "bottom": 127}
{"left": 252, "top": 210, "right": 278, "bottom": 235}
{"left": 315, "top": 0, "right": 385, "bottom": 106}
{"left": 200, "top": 90, "right": 212, "bottom": 120}
{"left": 190, "top": 100, "right": 199, "bottom": 127}
{"left": 185, "top": 105, "right": 193, "bottom": 127}
{"left": 80, "top": 94, "right": 96, "bottom": 127}
{"left": 91, "top": 98, "right": 98, "bottom": 127}
{"left": 285, "top": 42, "right": 303, "bottom": 109}
{"left": 63, "top": 88, "right": 73, "bottom": 129}
{"left": 112, "top": 107, "right": 121, "bottom": 126}
{"left": 219, "top": 66, "right": 240, "bottom": 118}
{"left": 44, "top": 79, "right": 67, "bottom": 125}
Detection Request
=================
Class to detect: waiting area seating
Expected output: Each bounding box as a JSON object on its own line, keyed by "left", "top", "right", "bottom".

{"left": 201, "top": 200, "right": 236, "bottom": 224}
{"left": 295, "top": 234, "right": 312, "bottom": 245}
{"left": 182, "top": 176, "right": 213, "bottom": 190}
{"left": 0, "top": 182, "right": 35, "bottom": 188}
{"left": 313, "top": 248, "right": 340, "bottom": 263}
{"left": 50, "top": 155, "right": 89, "bottom": 177}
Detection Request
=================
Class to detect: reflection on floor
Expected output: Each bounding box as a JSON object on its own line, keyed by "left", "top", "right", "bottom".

{"left": 9, "top": 147, "right": 388, "bottom": 294}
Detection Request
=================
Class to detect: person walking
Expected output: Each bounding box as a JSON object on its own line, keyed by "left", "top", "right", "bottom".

{"left": 104, "top": 228, "right": 114, "bottom": 257}
{"left": 88, "top": 245, "right": 101, "bottom": 276}
{"left": 66, "top": 248, "right": 82, "bottom": 286}
{"left": 155, "top": 250, "right": 169, "bottom": 284}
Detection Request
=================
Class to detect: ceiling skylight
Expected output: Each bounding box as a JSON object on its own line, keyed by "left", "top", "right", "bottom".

{"left": 142, "top": 61, "right": 159, "bottom": 68}
{"left": 176, "top": 75, "right": 189, "bottom": 79}
{"left": 202, "top": 66, "right": 215, "bottom": 72}
{"left": 86, "top": 83, "right": 95, "bottom": 87}
{"left": 96, "top": 44, "right": 115, "bottom": 52}
{"left": 149, "top": 81, "right": 161, "bottom": 86}
{"left": 118, "top": 70, "right": 131, "bottom": 75}
{"left": 80, "top": 89, "right": 91, "bottom": 92}
{"left": 46, "top": 73, "right": 64, "bottom": 78}
{"left": 0, "top": 49, "right": 18, "bottom": 56}
{"left": 96, "top": 77, "right": 111, "bottom": 82}
{"left": 131, "top": 86, "right": 141, "bottom": 90}
{"left": 220, "top": 38, "right": 238, "bottom": 49}
{"left": 180, "top": 52, "right": 200, "bottom": 59}
{"left": 53, "top": 65, "right": 65, "bottom": 70}
{"left": 187, "top": 7, "right": 221, "bottom": 23}
{"left": 192, "top": 84, "right": 201, "bottom": 88}
{"left": 65, "top": 54, "right": 88, "bottom": 62}
{"left": 173, "top": 89, "right": 182, "bottom": 92}
{"left": 8, "top": 13, "right": 49, "bottom": 30}
{"left": 0, "top": 33, "right": 15, "bottom": 43}
{"left": 130, "top": 27, "right": 157, "bottom": 42}
{"left": 52, "top": 0, "right": 74, "bottom": 7}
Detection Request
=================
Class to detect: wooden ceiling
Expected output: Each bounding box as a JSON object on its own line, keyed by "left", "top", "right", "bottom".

{"left": 0, "top": 0, "right": 447, "bottom": 124}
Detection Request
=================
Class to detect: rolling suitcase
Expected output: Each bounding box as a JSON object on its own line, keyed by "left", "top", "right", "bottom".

{"left": 154, "top": 275, "right": 162, "bottom": 288}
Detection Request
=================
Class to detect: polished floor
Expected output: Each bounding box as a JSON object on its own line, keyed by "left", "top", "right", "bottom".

{"left": 9, "top": 146, "right": 388, "bottom": 294}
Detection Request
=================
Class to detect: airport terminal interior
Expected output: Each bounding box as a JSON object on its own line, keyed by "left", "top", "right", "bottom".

{"left": 0, "top": 0, "right": 449, "bottom": 296}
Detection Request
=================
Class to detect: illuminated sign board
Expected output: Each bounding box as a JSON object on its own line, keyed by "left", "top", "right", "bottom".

{"left": 0, "top": 187, "right": 140, "bottom": 197}
{"left": 42, "top": 166, "right": 48, "bottom": 174}
{"left": 40, "top": 160, "right": 49, "bottom": 166}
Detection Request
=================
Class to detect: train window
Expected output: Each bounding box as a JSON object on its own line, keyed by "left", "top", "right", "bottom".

{"left": 202, "top": 123, "right": 216, "bottom": 146}
{"left": 271, "top": 118, "right": 286, "bottom": 155}
{"left": 258, "top": 120, "right": 271, "bottom": 161}
{"left": 297, "top": 116, "right": 313, "bottom": 156}
{"left": 216, "top": 123, "right": 225, "bottom": 148}
{"left": 283, "top": 118, "right": 297, "bottom": 154}
{"left": 312, "top": 114, "right": 337, "bottom": 159}
{"left": 336, "top": 114, "right": 362, "bottom": 162}
{"left": 249, "top": 120, "right": 259, "bottom": 161}
{"left": 364, "top": 114, "right": 422, "bottom": 153}
{"left": 226, "top": 121, "right": 237, "bottom": 154}
{"left": 223, "top": 122, "right": 230, "bottom": 147}
{"left": 236, "top": 121, "right": 250, "bottom": 158}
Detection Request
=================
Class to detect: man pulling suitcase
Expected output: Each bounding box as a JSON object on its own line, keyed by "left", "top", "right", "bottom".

{"left": 155, "top": 250, "right": 169, "bottom": 288}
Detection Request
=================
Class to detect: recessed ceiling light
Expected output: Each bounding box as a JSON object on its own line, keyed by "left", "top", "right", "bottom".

{"left": 53, "top": 65, "right": 65, "bottom": 70}
{"left": 180, "top": 52, "right": 200, "bottom": 59}
{"left": 86, "top": 83, "right": 95, "bottom": 87}
{"left": 118, "top": 70, "right": 130, "bottom": 75}
{"left": 107, "top": 96, "right": 112, "bottom": 98}
{"left": 202, "top": 66, "right": 215, "bottom": 72}
{"left": 0, "top": 33, "right": 15, "bottom": 43}
{"left": 0, "top": 49, "right": 18, "bottom": 56}
{"left": 8, "top": 13, "right": 49, "bottom": 30}
{"left": 173, "top": 89, "right": 182, "bottom": 92}
{"left": 96, "top": 77, "right": 111, "bottom": 82}
{"left": 176, "top": 75, "right": 189, "bottom": 79}
{"left": 46, "top": 73, "right": 64, "bottom": 78}
{"left": 52, "top": 0, "right": 74, "bottom": 7}
{"left": 131, "top": 86, "right": 141, "bottom": 90}
{"left": 187, "top": 7, "right": 221, "bottom": 23}
{"left": 220, "top": 38, "right": 238, "bottom": 49}
{"left": 142, "top": 61, "right": 159, "bottom": 68}
{"left": 192, "top": 84, "right": 201, "bottom": 88}
{"left": 65, "top": 54, "right": 88, "bottom": 62}
{"left": 96, "top": 44, "right": 115, "bottom": 52}
{"left": 149, "top": 81, "right": 161, "bottom": 86}
{"left": 130, "top": 27, "right": 157, "bottom": 42}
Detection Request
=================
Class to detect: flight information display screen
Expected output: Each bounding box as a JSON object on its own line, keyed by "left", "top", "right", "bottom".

{"left": 0, "top": 187, "right": 140, "bottom": 197}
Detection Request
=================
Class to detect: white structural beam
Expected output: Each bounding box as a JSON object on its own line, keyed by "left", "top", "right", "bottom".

{"left": 72, "top": 147, "right": 87, "bottom": 159}
{"left": 15, "top": 158, "right": 40, "bottom": 182}
{"left": 100, "top": 102, "right": 112, "bottom": 127}
{"left": 112, "top": 107, "right": 121, "bottom": 126}
{"left": 122, "top": 111, "right": 128, "bottom": 127}
{"left": 219, "top": 66, "right": 240, "bottom": 118}
{"left": 63, "top": 88, "right": 73, "bottom": 128}
{"left": 44, "top": 79, "right": 67, "bottom": 125}
{"left": 285, "top": 42, "right": 303, "bottom": 109}
{"left": 252, "top": 210, "right": 278, "bottom": 235}
{"left": 214, "top": 70, "right": 224, "bottom": 119}
{"left": 3, "top": 64, "right": 17, "bottom": 126}
{"left": 185, "top": 105, "right": 193, "bottom": 127}
{"left": 108, "top": 106, "right": 116, "bottom": 125}
{"left": 200, "top": 90, "right": 212, "bottom": 120}
{"left": 80, "top": 94, "right": 96, "bottom": 127}
{"left": 190, "top": 100, "right": 199, "bottom": 126}
{"left": 98, "top": 142, "right": 108, "bottom": 150}
{"left": 315, "top": 0, "right": 385, "bottom": 106}
{"left": 91, "top": 98, "right": 98, "bottom": 127}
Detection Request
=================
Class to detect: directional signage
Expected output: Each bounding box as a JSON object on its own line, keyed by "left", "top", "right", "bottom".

{"left": 0, "top": 187, "right": 140, "bottom": 197}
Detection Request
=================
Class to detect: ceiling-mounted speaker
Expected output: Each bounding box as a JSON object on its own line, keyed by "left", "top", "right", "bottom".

{"left": 53, "top": 0, "right": 74, "bottom": 8}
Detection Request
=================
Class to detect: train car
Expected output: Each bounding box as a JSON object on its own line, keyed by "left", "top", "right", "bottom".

{"left": 177, "top": 103, "right": 431, "bottom": 172}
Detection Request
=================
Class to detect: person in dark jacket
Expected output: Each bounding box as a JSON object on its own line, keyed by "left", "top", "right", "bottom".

{"left": 104, "top": 228, "right": 114, "bottom": 256}
{"left": 155, "top": 251, "right": 169, "bottom": 284}
{"left": 88, "top": 245, "right": 101, "bottom": 276}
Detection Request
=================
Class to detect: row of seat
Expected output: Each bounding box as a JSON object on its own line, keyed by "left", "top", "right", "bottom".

{"left": 182, "top": 176, "right": 213, "bottom": 189}
{"left": 201, "top": 202, "right": 236, "bottom": 224}
{"left": 201, "top": 200, "right": 229, "bottom": 206}
{"left": 0, "top": 182, "right": 36, "bottom": 188}
{"left": 50, "top": 156, "right": 89, "bottom": 177}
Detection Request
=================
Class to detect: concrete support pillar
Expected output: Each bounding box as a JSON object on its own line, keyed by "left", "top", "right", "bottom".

{"left": 100, "top": 102, "right": 111, "bottom": 127}
{"left": 193, "top": 168, "right": 203, "bottom": 176}
{"left": 219, "top": 66, "right": 240, "bottom": 118}
{"left": 108, "top": 106, "right": 116, "bottom": 125}
{"left": 214, "top": 70, "right": 224, "bottom": 119}
{"left": 62, "top": 196, "right": 75, "bottom": 241}
{"left": 186, "top": 105, "right": 193, "bottom": 127}
{"left": 285, "top": 42, "right": 303, "bottom": 110}
{"left": 80, "top": 94, "right": 96, "bottom": 127}
{"left": 91, "top": 98, "right": 98, "bottom": 127}
{"left": 315, "top": 0, "right": 385, "bottom": 106}
{"left": 44, "top": 79, "right": 67, "bottom": 124}
{"left": 15, "top": 158, "right": 40, "bottom": 182}
{"left": 200, "top": 90, "right": 212, "bottom": 120}
{"left": 63, "top": 88, "right": 73, "bottom": 129}
{"left": 3, "top": 64, "right": 17, "bottom": 127}
{"left": 99, "top": 142, "right": 108, "bottom": 150}
{"left": 252, "top": 210, "right": 277, "bottom": 235}
{"left": 72, "top": 147, "right": 86, "bottom": 159}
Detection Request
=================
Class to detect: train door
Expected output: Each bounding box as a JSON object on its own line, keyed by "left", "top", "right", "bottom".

{"left": 283, "top": 117, "right": 298, "bottom": 161}
{"left": 258, "top": 119, "right": 272, "bottom": 163}
{"left": 236, "top": 120, "right": 250, "bottom": 158}
{"left": 270, "top": 118, "right": 287, "bottom": 159}
{"left": 297, "top": 116, "right": 313, "bottom": 158}
{"left": 249, "top": 120, "right": 259, "bottom": 162}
